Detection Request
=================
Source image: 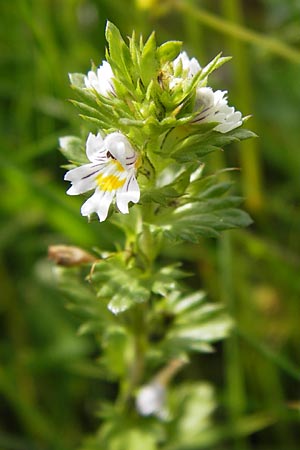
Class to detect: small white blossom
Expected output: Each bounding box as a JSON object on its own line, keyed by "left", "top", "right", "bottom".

{"left": 170, "top": 51, "right": 201, "bottom": 89}
{"left": 84, "top": 60, "right": 114, "bottom": 96}
{"left": 173, "top": 51, "right": 201, "bottom": 77}
{"left": 63, "top": 132, "right": 140, "bottom": 222}
{"left": 136, "top": 382, "right": 166, "bottom": 418}
{"left": 193, "top": 87, "right": 242, "bottom": 133}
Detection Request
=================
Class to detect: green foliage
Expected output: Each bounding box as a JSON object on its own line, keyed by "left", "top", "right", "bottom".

{"left": 162, "top": 290, "right": 233, "bottom": 355}
{"left": 145, "top": 170, "right": 252, "bottom": 242}
{"left": 2, "top": 1, "right": 300, "bottom": 450}
{"left": 59, "top": 136, "right": 88, "bottom": 165}
{"left": 67, "top": 20, "right": 252, "bottom": 152}
{"left": 91, "top": 257, "right": 151, "bottom": 314}
{"left": 55, "top": 19, "right": 255, "bottom": 450}
{"left": 167, "top": 382, "right": 216, "bottom": 448}
{"left": 162, "top": 126, "right": 257, "bottom": 163}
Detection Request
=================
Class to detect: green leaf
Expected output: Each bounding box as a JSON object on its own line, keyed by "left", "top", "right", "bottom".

{"left": 82, "top": 415, "right": 159, "bottom": 450}
{"left": 152, "top": 171, "right": 253, "bottom": 243}
{"left": 140, "top": 167, "right": 193, "bottom": 206}
{"left": 140, "top": 186, "right": 180, "bottom": 206}
{"left": 68, "top": 72, "right": 86, "bottom": 88}
{"left": 168, "top": 383, "right": 216, "bottom": 447}
{"left": 140, "top": 32, "right": 159, "bottom": 87}
{"left": 169, "top": 132, "right": 220, "bottom": 162}
{"left": 100, "top": 326, "right": 130, "bottom": 378}
{"left": 198, "top": 54, "right": 231, "bottom": 82}
{"left": 227, "top": 127, "right": 258, "bottom": 141}
{"left": 70, "top": 99, "right": 112, "bottom": 124}
{"left": 168, "top": 290, "right": 206, "bottom": 314}
{"left": 111, "top": 429, "right": 157, "bottom": 450}
{"left": 129, "top": 31, "right": 139, "bottom": 69}
{"left": 105, "top": 21, "right": 133, "bottom": 90}
{"left": 151, "top": 264, "right": 186, "bottom": 296}
{"left": 166, "top": 312, "right": 233, "bottom": 351}
{"left": 54, "top": 266, "right": 113, "bottom": 336}
{"left": 157, "top": 40, "right": 182, "bottom": 64}
{"left": 91, "top": 259, "right": 151, "bottom": 314}
{"left": 188, "top": 180, "right": 233, "bottom": 199}
{"left": 160, "top": 207, "right": 252, "bottom": 242}
{"left": 59, "top": 136, "right": 88, "bottom": 165}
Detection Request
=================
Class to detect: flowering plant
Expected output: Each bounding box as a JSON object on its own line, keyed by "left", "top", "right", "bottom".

{"left": 53, "top": 22, "right": 254, "bottom": 450}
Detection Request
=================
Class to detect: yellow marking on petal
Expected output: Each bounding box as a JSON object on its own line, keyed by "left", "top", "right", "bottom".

{"left": 135, "top": 154, "right": 142, "bottom": 169}
{"left": 96, "top": 173, "right": 126, "bottom": 191}
{"left": 111, "top": 159, "right": 125, "bottom": 172}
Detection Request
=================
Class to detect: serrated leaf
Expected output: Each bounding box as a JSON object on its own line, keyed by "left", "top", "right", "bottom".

{"left": 160, "top": 294, "right": 232, "bottom": 355}
{"left": 140, "top": 186, "right": 180, "bottom": 206}
{"left": 150, "top": 168, "right": 253, "bottom": 243}
{"left": 141, "top": 167, "right": 193, "bottom": 207}
{"left": 168, "top": 314, "right": 233, "bottom": 343}
{"left": 151, "top": 264, "right": 186, "bottom": 296}
{"left": 91, "top": 259, "right": 151, "bottom": 315}
{"left": 176, "top": 303, "right": 225, "bottom": 325}
{"left": 189, "top": 181, "right": 233, "bottom": 199}
{"left": 169, "top": 291, "right": 207, "bottom": 314}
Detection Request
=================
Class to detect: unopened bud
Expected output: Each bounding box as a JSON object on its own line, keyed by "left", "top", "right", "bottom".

{"left": 136, "top": 382, "right": 166, "bottom": 417}
{"left": 48, "top": 245, "right": 96, "bottom": 267}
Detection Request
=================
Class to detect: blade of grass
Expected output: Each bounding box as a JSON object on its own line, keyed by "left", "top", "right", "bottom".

{"left": 175, "top": 0, "right": 300, "bottom": 63}
{"left": 219, "top": 232, "right": 249, "bottom": 450}
{"left": 237, "top": 328, "right": 300, "bottom": 382}
{"left": 221, "top": 0, "right": 263, "bottom": 212}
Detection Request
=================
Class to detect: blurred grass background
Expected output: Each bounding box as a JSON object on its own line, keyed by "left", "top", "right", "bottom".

{"left": 1, "top": 0, "right": 300, "bottom": 449}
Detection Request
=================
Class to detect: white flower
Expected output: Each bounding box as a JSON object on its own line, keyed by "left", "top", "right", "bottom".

{"left": 173, "top": 51, "right": 201, "bottom": 77}
{"left": 84, "top": 60, "right": 114, "bottom": 96}
{"left": 136, "top": 382, "right": 166, "bottom": 418}
{"left": 193, "top": 87, "right": 242, "bottom": 133}
{"left": 170, "top": 51, "right": 201, "bottom": 89}
{"left": 63, "top": 132, "right": 140, "bottom": 222}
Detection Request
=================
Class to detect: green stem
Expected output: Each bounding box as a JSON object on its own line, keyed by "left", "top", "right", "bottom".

{"left": 118, "top": 320, "right": 146, "bottom": 411}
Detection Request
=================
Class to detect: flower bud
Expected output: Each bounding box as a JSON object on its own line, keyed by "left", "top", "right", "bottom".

{"left": 135, "top": 382, "right": 166, "bottom": 417}
{"left": 48, "top": 245, "right": 96, "bottom": 267}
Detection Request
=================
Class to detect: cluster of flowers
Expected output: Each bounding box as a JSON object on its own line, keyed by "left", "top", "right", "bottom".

{"left": 63, "top": 52, "right": 242, "bottom": 222}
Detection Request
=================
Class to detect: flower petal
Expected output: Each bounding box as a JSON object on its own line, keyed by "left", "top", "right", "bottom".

{"left": 86, "top": 132, "right": 106, "bottom": 162}
{"left": 194, "top": 87, "right": 242, "bottom": 133}
{"left": 81, "top": 189, "right": 114, "bottom": 222}
{"left": 64, "top": 163, "right": 105, "bottom": 195}
{"left": 84, "top": 71, "right": 99, "bottom": 90}
{"left": 104, "top": 132, "right": 136, "bottom": 169}
{"left": 116, "top": 174, "right": 140, "bottom": 214}
{"left": 84, "top": 61, "right": 114, "bottom": 97}
{"left": 173, "top": 51, "right": 201, "bottom": 77}
{"left": 64, "top": 131, "right": 140, "bottom": 222}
